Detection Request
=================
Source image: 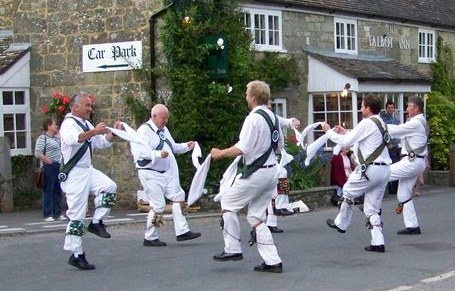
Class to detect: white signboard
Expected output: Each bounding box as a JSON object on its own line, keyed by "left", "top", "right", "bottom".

{"left": 82, "top": 41, "right": 142, "bottom": 73}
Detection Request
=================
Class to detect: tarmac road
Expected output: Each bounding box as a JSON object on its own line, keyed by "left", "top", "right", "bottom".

{"left": 0, "top": 184, "right": 454, "bottom": 291}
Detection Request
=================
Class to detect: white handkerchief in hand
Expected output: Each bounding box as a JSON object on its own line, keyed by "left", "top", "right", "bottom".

{"left": 304, "top": 134, "right": 329, "bottom": 166}
{"left": 332, "top": 144, "right": 342, "bottom": 155}
{"left": 188, "top": 154, "right": 211, "bottom": 206}
{"left": 192, "top": 141, "right": 202, "bottom": 170}
{"left": 214, "top": 156, "right": 241, "bottom": 202}
{"left": 300, "top": 122, "right": 324, "bottom": 148}
{"left": 294, "top": 128, "right": 303, "bottom": 146}
{"left": 279, "top": 149, "right": 294, "bottom": 168}
{"left": 108, "top": 123, "right": 153, "bottom": 161}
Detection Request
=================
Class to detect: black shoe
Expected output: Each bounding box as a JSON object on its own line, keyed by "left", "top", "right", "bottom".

{"left": 143, "top": 238, "right": 167, "bottom": 247}
{"left": 364, "top": 245, "right": 385, "bottom": 253}
{"left": 268, "top": 226, "right": 284, "bottom": 233}
{"left": 254, "top": 262, "right": 283, "bottom": 273}
{"left": 176, "top": 231, "right": 201, "bottom": 241}
{"left": 397, "top": 227, "right": 421, "bottom": 235}
{"left": 273, "top": 208, "right": 282, "bottom": 216}
{"left": 278, "top": 209, "right": 294, "bottom": 216}
{"left": 68, "top": 253, "right": 96, "bottom": 270}
{"left": 87, "top": 221, "right": 111, "bottom": 238}
{"left": 213, "top": 251, "right": 243, "bottom": 262}
{"left": 326, "top": 219, "right": 346, "bottom": 233}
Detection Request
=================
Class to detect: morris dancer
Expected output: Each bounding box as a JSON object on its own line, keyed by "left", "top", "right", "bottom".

{"left": 387, "top": 96, "right": 428, "bottom": 235}
{"left": 323, "top": 94, "right": 391, "bottom": 253}
{"left": 211, "top": 80, "right": 283, "bottom": 273}
{"left": 136, "top": 104, "right": 201, "bottom": 247}
{"left": 60, "top": 92, "right": 122, "bottom": 270}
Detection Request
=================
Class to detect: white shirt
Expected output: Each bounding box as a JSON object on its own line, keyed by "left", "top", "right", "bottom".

{"left": 326, "top": 114, "right": 392, "bottom": 165}
{"left": 388, "top": 113, "right": 428, "bottom": 156}
{"left": 235, "top": 105, "right": 284, "bottom": 166}
{"left": 59, "top": 114, "right": 112, "bottom": 167}
{"left": 136, "top": 120, "right": 189, "bottom": 171}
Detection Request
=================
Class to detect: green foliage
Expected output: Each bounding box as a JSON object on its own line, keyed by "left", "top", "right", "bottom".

{"left": 426, "top": 91, "right": 455, "bottom": 170}
{"left": 159, "top": 0, "right": 300, "bottom": 191}
{"left": 125, "top": 96, "right": 151, "bottom": 126}
{"left": 284, "top": 142, "right": 322, "bottom": 190}
{"left": 252, "top": 52, "right": 299, "bottom": 91}
{"left": 431, "top": 36, "right": 455, "bottom": 98}
{"left": 428, "top": 36, "right": 455, "bottom": 170}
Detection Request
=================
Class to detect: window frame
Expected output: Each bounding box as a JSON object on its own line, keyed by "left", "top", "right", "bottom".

{"left": 0, "top": 89, "right": 32, "bottom": 156}
{"left": 418, "top": 29, "right": 436, "bottom": 63}
{"left": 271, "top": 98, "right": 287, "bottom": 118}
{"left": 334, "top": 17, "right": 358, "bottom": 55}
{"left": 243, "top": 7, "right": 285, "bottom": 52}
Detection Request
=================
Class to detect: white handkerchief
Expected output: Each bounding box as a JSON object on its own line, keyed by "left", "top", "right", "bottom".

{"left": 294, "top": 128, "right": 303, "bottom": 146}
{"left": 214, "top": 156, "right": 241, "bottom": 202}
{"left": 192, "top": 142, "right": 202, "bottom": 170}
{"left": 108, "top": 123, "right": 153, "bottom": 161}
{"left": 304, "top": 134, "right": 329, "bottom": 166}
{"left": 279, "top": 149, "right": 294, "bottom": 168}
{"left": 296, "top": 122, "right": 323, "bottom": 149}
{"left": 187, "top": 154, "right": 211, "bottom": 206}
{"left": 332, "top": 144, "right": 342, "bottom": 155}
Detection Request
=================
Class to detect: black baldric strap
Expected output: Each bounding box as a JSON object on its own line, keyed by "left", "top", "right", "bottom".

{"left": 357, "top": 117, "right": 389, "bottom": 180}
{"left": 58, "top": 117, "right": 91, "bottom": 181}
{"left": 137, "top": 123, "right": 173, "bottom": 167}
{"left": 241, "top": 109, "right": 279, "bottom": 179}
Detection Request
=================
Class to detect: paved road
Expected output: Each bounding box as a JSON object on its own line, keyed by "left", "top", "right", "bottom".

{"left": 0, "top": 185, "right": 454, "bottom": 291}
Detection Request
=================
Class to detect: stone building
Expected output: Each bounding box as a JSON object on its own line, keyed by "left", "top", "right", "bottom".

{"left": 1, "top": 0, "right": 454, "bottom": 208}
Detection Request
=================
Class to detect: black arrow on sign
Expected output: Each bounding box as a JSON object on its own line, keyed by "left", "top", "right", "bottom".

{"left": 97, "top": 64, "right": 129, "bottom": 69}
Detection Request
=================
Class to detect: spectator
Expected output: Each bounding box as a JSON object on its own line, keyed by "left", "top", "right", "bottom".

{"left": 380, "top": 100, "right": 401, "bottom": 194}
{"left": 34, "top": 118, "right": 65, "bottom": 222}
{"left": 330, "top": 147, "right": 355, "bottom": 205}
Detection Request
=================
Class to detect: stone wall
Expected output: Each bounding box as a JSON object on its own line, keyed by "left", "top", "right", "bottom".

{"left": 1, "top": 0, "right": 162, "bottom": 208}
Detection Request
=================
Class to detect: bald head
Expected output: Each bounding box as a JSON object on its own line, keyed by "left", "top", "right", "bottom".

{"left": 151, "top": 104, "right": 169, "bottom": 129}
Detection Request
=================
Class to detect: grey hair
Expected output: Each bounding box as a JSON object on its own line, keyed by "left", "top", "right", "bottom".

{"left": 408, "top": 95, "right": 424, "bottom": 112}
{"left": 69, "top": 92, "right": 90, "bottom": 109}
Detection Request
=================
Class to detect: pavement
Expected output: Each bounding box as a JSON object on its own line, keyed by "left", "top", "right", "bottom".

{"left": 0, "top": 184, "right": 448, "bottom": 237}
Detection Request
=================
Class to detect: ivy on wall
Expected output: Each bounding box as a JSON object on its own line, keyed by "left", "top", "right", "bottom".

{"left": 428, "top": 36, "right": 455, "bottom": 170}
{"left": 157, "top": 0, "right": 300, "bottom": 191}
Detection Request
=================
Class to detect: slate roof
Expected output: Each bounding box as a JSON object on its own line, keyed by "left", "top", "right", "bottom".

{"left": 250, "top": 0, "right": 455, "bottom": 30}
{"left": 0, "top": 31, "right": 31, "bottom": 76}
{"left": 306, "top": 50, "right": 432, "bottom": 82}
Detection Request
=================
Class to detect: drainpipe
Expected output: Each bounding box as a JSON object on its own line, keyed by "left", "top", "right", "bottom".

{"left": 149, "top": 1, "right": 174, "bottom": 98}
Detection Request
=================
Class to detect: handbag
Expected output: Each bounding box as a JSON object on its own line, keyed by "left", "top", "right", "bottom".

{"left": 34, "top": 135, "right": 47, "bottom": 189}
{"left": 34, "top": 167, "right": 45, "bottom": 188}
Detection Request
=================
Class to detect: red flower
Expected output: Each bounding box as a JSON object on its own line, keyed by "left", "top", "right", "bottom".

{"left": 41, "top": 105, "right": 48, "bottom": 113}
{"left": 58, "top": 105, "right": 65, "bottom": 112}
{"left": 52, "top": 91, "right": 63, "bottom": 99}
{"left": 62, "top": 96, "right": 70, "bottom": 104}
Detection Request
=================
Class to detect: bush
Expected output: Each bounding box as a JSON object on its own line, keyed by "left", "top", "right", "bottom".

{"left": 285, "top": 142, "right": 323, "bottom": 190}
{"left": 426, "top": 91, "right": 455, "bottom": 170}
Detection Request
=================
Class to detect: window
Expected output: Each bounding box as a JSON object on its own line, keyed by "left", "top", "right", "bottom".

{"left": 1, "top": 89, "right": 31, "bottom": 156}
{"left": 271, "top": 98, "right": 287, "bottom": 118}
{"left": 312, "top": 92, "right": 354, "bottom": 147}
{"left": 334, "top": 18, "right": 357, "bottom": 54}
{"left": 243, "top": 8, "right": 284, "bottom": 51}
{"left": 418, "top": 29, "right": 435, "bottom": 63}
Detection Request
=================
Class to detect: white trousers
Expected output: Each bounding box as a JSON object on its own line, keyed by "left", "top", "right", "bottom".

{"left": 221, "top": 167, "right": 281, "bottom": 265}
{"left": 389, "top": 157, "right": 426, "bottom": 228}
{"left": 334, "top": 164, "right": 390, "bottom": 246}
{"left": 138, "top": 170, "right": 189, "bottom": 240}
{"left": 61, "top": 166, "right": 117, "bottom": 253}
{"left": 265, "top": 190, "right": 291, "bottom": 227}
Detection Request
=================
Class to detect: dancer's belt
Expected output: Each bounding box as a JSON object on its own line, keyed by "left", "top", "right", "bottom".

{"left": 402, "top": 154, "right": 424, "bottom": 159}
{"left": 260, "top": 164, "right": 276, "bottom": 169}
{"left": 137, "top": 168, "right": 166, "bottom": 173}
{"left": 371, "top": 162, "right": 388, "bottom": 166}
